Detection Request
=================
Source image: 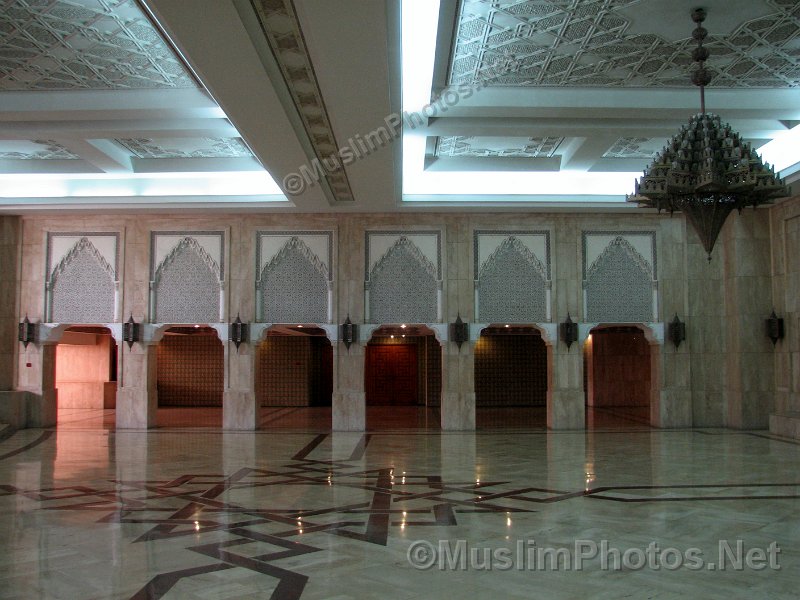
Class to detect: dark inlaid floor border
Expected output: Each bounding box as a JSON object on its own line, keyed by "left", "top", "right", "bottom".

{"left": 0, "top": 430, "right": 53, "bottom": 461}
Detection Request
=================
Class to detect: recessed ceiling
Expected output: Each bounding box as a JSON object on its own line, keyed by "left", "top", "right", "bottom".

{"left": 0, "top": 0, "right": 798, "bottom": 212}
{"left": 0, "top": 0, "right": 284, "bottom": 208}
{"left": 0, "top": 0, "right": 196, "bottom": 90}
{"left": 402, "top": 0, "right": 800, "bottom": 204}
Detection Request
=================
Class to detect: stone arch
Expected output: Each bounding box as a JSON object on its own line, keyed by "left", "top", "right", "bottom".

{"left": 583, "top": 323, "right": 661, "bottom": 428}
{"left": 585, "top": 237, "right": 653, "bottom": 323}
{"left": 153, "top": 237, "right": 220, "bottom": 323}
{"left": 255, "top": 325, "right": 333, "bottom": 421}
{"left": 368, "top": 236, "right": 437, "bottom": 324}
{"left": 259, "top": 236, "right": 329, "bottom": 323}
{"left": 364, "top": 324, "right": 442, "bottom": 428}
{"left": 50, "top": 238, "right": 115, "bottom": 324}
{"left": 478, "top": 236, "right": 547, "bottom": 323}
{"left": 474, "top": 324, "right": 552, "bottom": 428}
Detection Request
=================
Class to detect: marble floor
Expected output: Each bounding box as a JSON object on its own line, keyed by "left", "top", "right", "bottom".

{"left": 1, "top": 418, "right": 798, "bottom": 599}
{"left": 56, "top": 406, "right": 651, "bottom": 432}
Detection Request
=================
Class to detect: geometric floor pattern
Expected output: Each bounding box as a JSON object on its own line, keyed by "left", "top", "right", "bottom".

{"left": 1, "top": 422, "right": 799, "bottom": 599}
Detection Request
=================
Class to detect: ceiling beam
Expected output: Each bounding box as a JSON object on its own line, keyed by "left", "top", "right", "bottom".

{"left": 560, "top": 135, "right": 621, "bottom": 171}
{"left": 424, "top": 117, "right": 789, "bottom": 140}
{"left": 0, "top": 89, "right": 222, "bottom": 121}
{"left": 0, "top": 118, "right": 239, "bottom": 140}
{"left": 55, "top": 139, "right": 133, "bottom": 173}
{"left": 143, "top": 0, "right": 329, "bottom": 211}
{"left": 133, "top": 157, "right": 263, "bottom": 173}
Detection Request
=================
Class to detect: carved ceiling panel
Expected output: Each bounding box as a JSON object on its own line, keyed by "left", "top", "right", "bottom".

{"left": 449, "top": 0, "right": 800, "bottom": 88}
{"left": 0, "top": 0, "right": 195, "bottom": 90}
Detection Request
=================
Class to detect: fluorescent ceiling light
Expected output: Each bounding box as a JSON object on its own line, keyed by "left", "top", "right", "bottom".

{"left": 401, "top": 0, "right": 644, "bottom": 200}
{"left": 757, "top": 123, "right": 800, "bottom": 174}
{"left": 0, "top": 171, "right": 285, "bottom": 199}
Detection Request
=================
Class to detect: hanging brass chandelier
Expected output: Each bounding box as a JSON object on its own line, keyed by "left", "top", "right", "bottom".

{"left": 627, "top": 8, "right": 788, "bottom": 260}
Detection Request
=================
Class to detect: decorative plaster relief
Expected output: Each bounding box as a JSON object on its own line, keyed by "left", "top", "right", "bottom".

{"left": 583, "top": 232, "right": 657, "bottom": 323}
{"left": 47, "top": 234, "right": 118, "bottom": 324}
{"left": 475, "top": 231, "right": 551, "bottom": 323}
{"left": 366, "top": 231, "right": 442, "bottom": 324}
{"left": 0, "top": 0, "right": 196, "bottom": 90}
{"left": 256, "top": 231, "right": 333, "bottom": 323}
{"left": 449, "top": 0, "right": 800, "bottom": 89}
{"left": 436, "top": 136, "right": 563, "bottom": 158}
{"left": 249, "top": 0, "right": 354, "bottom": 202}
{"left": 151, "top": 232, "right": 224, "bottom": 323}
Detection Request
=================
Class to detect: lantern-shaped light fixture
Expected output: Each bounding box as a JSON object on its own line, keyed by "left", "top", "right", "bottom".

{"left": 122, "top": 314, "right": 141, "bottom": 349}
{"left": 18, "top": 315, "right": 36, "bottom": 348}
{"left": 341, "top": 315, "right": 358, "bottom": 349}
{"left": 450, "top": 313, "right": 469, "bottom": 349}
{"left": 668, "top": 314, "right": 686, "bottom": 348}
{"left": 766, "top": 310, "right": 784, "bottom": 346}
{"left": 229, "top": 314, "right": 249, "bottom": 349}
{"left": 560, "top": 313, "right": 578, "bottom": 350}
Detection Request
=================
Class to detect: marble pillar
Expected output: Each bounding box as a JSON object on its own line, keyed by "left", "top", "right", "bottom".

{"left": 223, "top": 341, "right": 259, "bottom": 430}
{"left": 333, "top": 341, "right": 365, "bottom": 431}
{"left": 549, "top": 343, "right": 585, "bottom": 429}
{"left": 440, "top": 340, "right": 475, "bottom": 430}
{"left": 116, "top": 342, "right": 157, "bottom": 429}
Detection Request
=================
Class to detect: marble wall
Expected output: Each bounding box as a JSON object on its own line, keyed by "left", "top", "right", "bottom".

{"left": 5, "top": 205, "right": 794, "bottom": 432}
{"left": 0, "top": 216, "right": 19, "bottom": 391}
{"left": 768, "top": 196, "right": 800, "bottom": 438}
{"left": 0, "top": 216, "right": 26, "bottom": 427}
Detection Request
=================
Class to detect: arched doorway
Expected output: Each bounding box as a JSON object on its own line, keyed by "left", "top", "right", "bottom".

{"left": 255, "top": 325, "right": 333, "bottom": 429}
{"left": 156, "top": 326, "right": 223, "bottom": 427}
{"left": 474, "top": 325, "right": 549, "bottom": 429}
{"left": 584, "top": 325, "right": 655, "bottom": 428}
{"left": 365, "top": 324, "right": 441, "bottom": 429}
{"left": 55, "top": 325, "right": 117, "bottom": 429}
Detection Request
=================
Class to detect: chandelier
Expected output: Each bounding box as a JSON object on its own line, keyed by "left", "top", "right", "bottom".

{"left": 627, "top": 8, "right": 788, "bottom": 260}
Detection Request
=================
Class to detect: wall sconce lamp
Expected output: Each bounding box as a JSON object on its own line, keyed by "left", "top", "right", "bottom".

{"left": 668, "top": 314, "right": 686, "bottom": 348}
{"left": 18, "top": 315, "right": 36, "bottom": 348}
{"left": 341, "top": 315, "right": 358, "bottom": 350}
{"left": 766, "top": 310, "right": 785, "bottom": 346}
{"left": 560, "top": 313, "right": 578, "bottom": 350}
{"left": 122, "top": 314, "right": 141, "bottom": 349}
{"left": 229, "top": 314, "right": 249, "bottom": 350}
{"left": 450, "top": 313, "right": 469, "bottom": 349}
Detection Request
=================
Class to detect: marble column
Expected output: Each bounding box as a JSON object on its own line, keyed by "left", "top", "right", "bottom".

{"left": 116, "top": 341, "right": 157, "bottom": 429}
{"left": 440, "top": 340, "right": 475, "bottom": 430}
{"left": 333, "top": 341, "right": 365, "bottom": 431}
{"left": 21, "top": 343, "right": 58, "bottom": 428}
{"left": 223, "top": 341, "right": 259, "bottom": 430}
{"left": 549, "top": 342, "right": 585, "bottom": 429}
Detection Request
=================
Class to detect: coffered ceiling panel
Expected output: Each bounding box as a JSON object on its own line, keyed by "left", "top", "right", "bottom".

{"left": 449, "top": 0, "right": 800, "bottom": 89}
{"left": 435, "top": 135, "right": 563, "bottom": 158}
{"left": 115, "top": 137, "right": 253, "bottom": 159}
{"left": 601, "top": 137, "right": 661, "bottom": 159}
{"left": 0, "top": 0, "right": 196, "bottom": 90}
{"left": 0, "top": 139, "right": 80, "bottom": 159}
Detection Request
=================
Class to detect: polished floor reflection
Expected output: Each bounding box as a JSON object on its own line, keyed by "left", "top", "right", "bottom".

{"left": 1, "top": 422, "right": 798, "bottom": 599}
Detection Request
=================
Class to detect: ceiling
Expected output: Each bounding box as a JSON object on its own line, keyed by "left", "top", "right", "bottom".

{"left": 0, "top": 0, "right": 798, "bottom": 213}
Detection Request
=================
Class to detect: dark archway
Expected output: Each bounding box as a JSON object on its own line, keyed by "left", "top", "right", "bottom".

{"left": 365, "top": 324, "right": 441, "bottom": 429}
{"left": 55, "top": 325, "right": 117, "bottom": 429}
{"left": 475, "top": 325, "right": 549, "bottom": 429}
{"left": 255, "top": 325, "right": 333, "bottom": 429}
{"left": 584, "top": 325, "right": 654, "bottom": 428}
{"left": 156, "top": 326, "right": 223, "bottom": 427}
